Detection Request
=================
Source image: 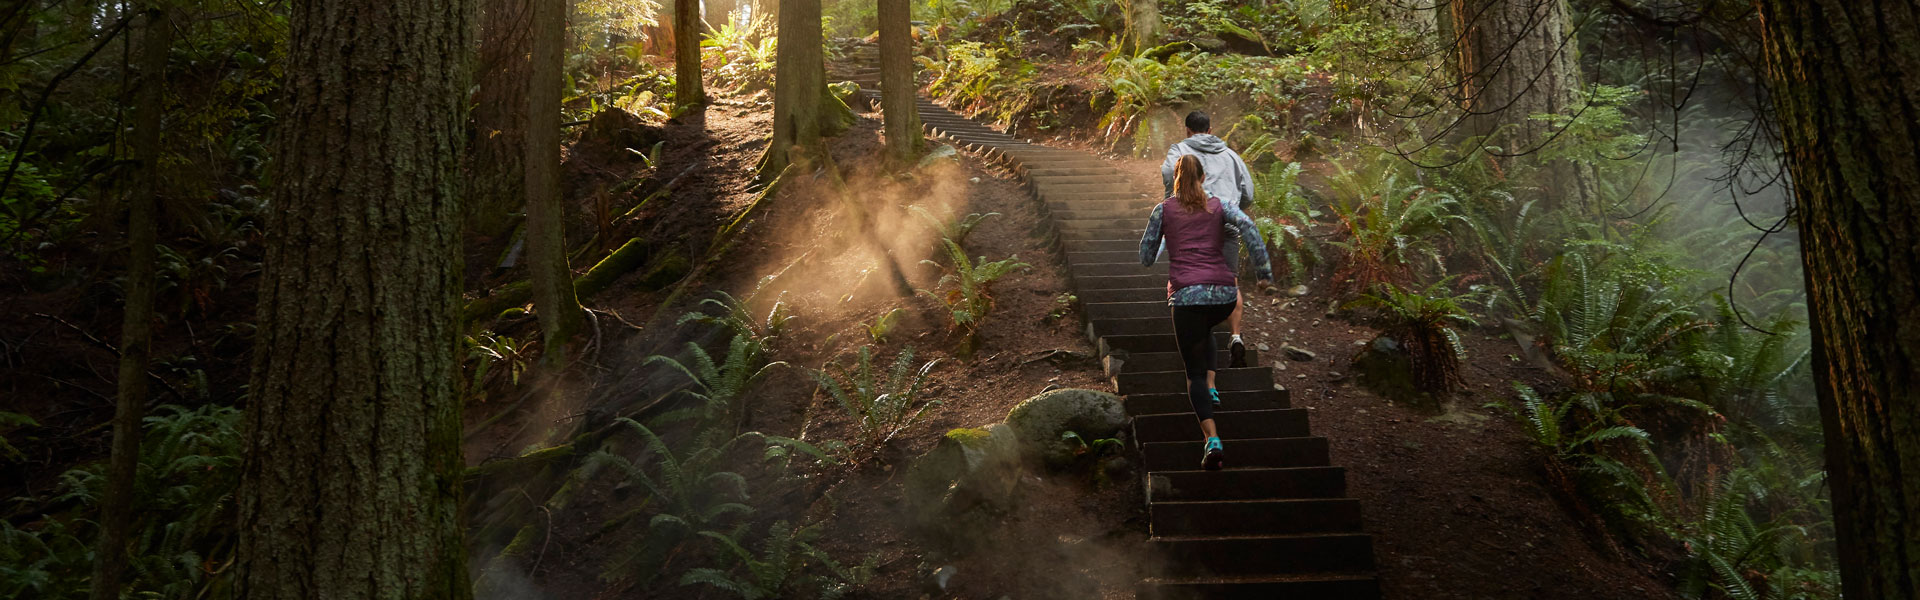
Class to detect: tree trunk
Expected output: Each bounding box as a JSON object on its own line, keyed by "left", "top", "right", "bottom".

{"left": 1449, "top": 0, "right": 1597, "bottom": 208}
{"left": 1126, "top": 0, "right": 1160, "bottom": 52}
{"left": 88, "top": 6, "right": 166, "bottom": 599}
{"left": 234, "top": 0, "right": 476, "bottom": 597}
{"left": 761, "top": 0, "right": 824, "bottom": 178}
{"left": 675, "top": 0, "right": 705, "bottom": 109}
{"left": 528, "top": 0, "right": 585, "bottom": 365}
{"left": 877, "top": 0, "right": 919, "bottom": 164}
{"left": 1756, "top": 1, "right": 1920, "bottom": 597}
{"left": 467, "top": 0, "right": 534, "bottom": 236}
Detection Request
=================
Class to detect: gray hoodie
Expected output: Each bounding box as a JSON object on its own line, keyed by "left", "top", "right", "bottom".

{"left": 1161, "top": 134, "right": 1257, "bottom": 212}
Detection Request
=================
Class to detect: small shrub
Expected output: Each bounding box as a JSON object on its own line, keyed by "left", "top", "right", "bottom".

{"left": 810, "top": 345, "right": 941, "bottom": 464}
{"left": 680, "top": 520, "right": 876, "bottom": 600}
{"left": 917, "top": 238, "right": 1028, "bottom": 354}
{"left": 1342, "top": 278, "right": 1480, "bottom": 393}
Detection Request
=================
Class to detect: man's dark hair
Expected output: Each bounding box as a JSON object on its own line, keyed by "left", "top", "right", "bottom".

{"left": 1185, "top": 111, "right": 1210, "bottom": 133}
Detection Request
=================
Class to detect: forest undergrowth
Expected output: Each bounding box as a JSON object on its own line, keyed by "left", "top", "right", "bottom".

{"left": 0, "top": 0, "right": 1843, "bottom": 599}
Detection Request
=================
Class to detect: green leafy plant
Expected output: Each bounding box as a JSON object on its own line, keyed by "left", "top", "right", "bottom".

{"left": 1325, "top": 154, "right": 1466, "bottom": 293}
{"left": 681, "top": 274, "right": 797, "bottom": 353}
{"left": 0, "top": 404, "right": 243, "bottom": 599}
{"left": 703, "top": 15, "right": 778, "bottom": 94}
{"left": 0, "top": 411, "right": 35, "bottom": 463}
{"left": 590, "top": 418, "right": 757, "bottom": 584}
{"left": 1342, "top": 278, "right": 1481, "bottom": 392}
{"left": 1535, "top": 252, "right": 1716, "bottom": 416}
{"left": 810, "top": 346, "right": 941, "bottom": 464}
{"left": 648, "top": 336, "right": 789, "bottom": 434}
{"left": 1248, "top": 160, "right": 1321, "bottom": 284}
{"left": 1048, "top": 292, "right": 1078, "bottom": 321}
{"left": 680, "top": 520, "right": 876, "bottom": 600}
{"left": 911, "top": 207, "right": 999, "bottom": 250}
{"left": 917, "top": 238, "right": 1028, "bottom": 354}
{"left": 463, "top": 331, "right": 529, "bottom": 400}
{"left": 865, "top": 308, "right": 907, "bottom": 344}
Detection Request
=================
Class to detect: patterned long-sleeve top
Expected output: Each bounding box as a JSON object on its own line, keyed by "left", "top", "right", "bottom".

{"left": 1139, "top": 202, "right": 1274, "bottom": 306}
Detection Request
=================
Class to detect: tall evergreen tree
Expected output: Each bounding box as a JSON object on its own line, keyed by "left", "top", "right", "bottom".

{"left": 676, "top": 0, "right": 705, "bottom": 109}
{"left": 1756, "top": 1, "right": 1920, "bottom": 596}
{"left": 1446, "top": 0, "right": 1598, "bottom": 208}
{"left": 88, "top": 5, "right": 167, "bottom": 598}
{"left": 234, "top": 0, "right": 476, "bottom": 597}
{"left": 526, "top": 0, "right": 584, "bottom": 364}
{"left": 762, "top": 0, "right": 824, "bottom": 177}
{"left": 877, "top": 0, "right": 919, "bottom": 164}
{"left": 467, "top": 0, "right": 535, "bottom": 236}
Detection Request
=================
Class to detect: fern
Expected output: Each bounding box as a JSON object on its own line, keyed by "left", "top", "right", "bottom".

{"left": 917, "top": 236, "right": 1028, "bottom": 354}
{"left": 591, "top": 418, "right": 762, "bottom": 584}
{"left": 681, "top": 521, "right": 876, "bottom": 600}
{"left": 1325, "top": 153, "right": 1466, "bottom": 292}
{"left": 1342, "top": 278, "right": 1480, "bottom": 392}
{"left": 679, "top": 273, "right": 796, "bottom": 353}
{"left": 810, "top": 346, "right": 942, "bottom": 464}
{"left": 647, "top": 335, "right": 788, "bottom": 434}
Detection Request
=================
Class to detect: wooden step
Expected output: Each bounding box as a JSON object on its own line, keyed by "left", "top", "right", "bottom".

{"left": 1139, "top": 437, "right": 1326, "bottom": 472}
{"left": 1132, "top": 408, "right": 1307, "bottom": 443}
{"left": 1137, "top": 573, "right": 1381, "bottom": 600}
{"left": 1109, "top": 349, "right": 1262, "bottom": 374}
{"left": 1124, "top": 388, "right": 1287, "bottom": 416}
{"left": 1151, "top": 498, "right": 1361, "bottom": 537}
{"left": 1148, "top": 466, "right": 1348, "bottom": 502}
{"left": 1119, "top": 368, "right": 1275, "bottom": 396}
{"left": 1147, "top": 533, "right": 1376, "bottom": 578}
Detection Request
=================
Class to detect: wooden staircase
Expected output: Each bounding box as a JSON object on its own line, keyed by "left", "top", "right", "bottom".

{"left": 839, "top": 44, "right": 1383, "bottom": 599}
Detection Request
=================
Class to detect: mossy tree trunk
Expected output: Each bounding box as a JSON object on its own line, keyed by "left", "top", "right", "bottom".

{"left": 234, "top": 0, "right": 475, "bottom": 597}
{"left": 467, "top": 0, "right": 534, "bottom": 236}
{"left": 1449, "top": 0, "right": 1597, "bottom": 209}
{"left": 1756, "top": 1, "right": 1920, "bottom": 596}
{"left": 1126, "top": 0, "right": 1160, "bottom": 52}
{"left": 675, "top": 0, "right": 705, "bottom": 109}
{"left": 528, "top": 0, "right": 585, "bottom": 365}
{"left": 762, "top": 0, "right": 824, "bottom": 178}
{"left": 88, "top": 6, "right": 167, "bottom": 599}
{"left": 877, "top": 0, "right": 919, "bottom": 165}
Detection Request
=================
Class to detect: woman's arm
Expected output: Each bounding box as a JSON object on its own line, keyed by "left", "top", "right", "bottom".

{"left": 1139, "top": 203, "right": 1166, "bottom": 267}
{"left": 1224, "top": 205, "right": 1274, "bottom": 282}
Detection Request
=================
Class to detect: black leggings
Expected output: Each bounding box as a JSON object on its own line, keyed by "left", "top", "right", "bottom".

{"left": 1172, "top": 301, "right": 1237, "bottom": 421}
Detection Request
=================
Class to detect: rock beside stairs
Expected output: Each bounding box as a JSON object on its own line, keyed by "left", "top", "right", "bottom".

{"left": 1004, "top": 388, "right": 1127, "bottom": 468}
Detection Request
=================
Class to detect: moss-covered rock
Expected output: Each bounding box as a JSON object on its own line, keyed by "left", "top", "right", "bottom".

{"left": 1004, "top": 388, "right": 1126, "bottom": 469}
{"left": 903, "top": 424, "right": 1025, "bottom": 552}
{"left": 636, "top": 251, "right": 690, "bottom": 291}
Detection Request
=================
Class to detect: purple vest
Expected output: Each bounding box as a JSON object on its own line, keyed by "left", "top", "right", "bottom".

{"left": 1160, "top": 196, "right": 1236, "bottom": 291}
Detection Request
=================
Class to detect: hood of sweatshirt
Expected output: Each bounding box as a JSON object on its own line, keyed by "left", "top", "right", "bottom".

{"left": 1182, "top": 134, "right": 1228, "bottom": 154}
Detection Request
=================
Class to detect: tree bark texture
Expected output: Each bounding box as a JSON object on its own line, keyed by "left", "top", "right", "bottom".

{"left": 467, "top": 0, "right": 534, "bottom": 236}
{"left": 88, "top": 6, "right": 167, "bottom": 599}
{"left": 1756, "top": 1, "right": 1920, "bottom": 597}
{"left": 675, "top": 0, "right": 705, "bottom": 108}
{"left": 527, "top": 0, "right": 585, "bottom": 363}
{"left": 235, "top": 0, "right": 476, "bottom": 597}
{"left": 1126, "top": 0, "right": 1160, "bottom": 52}
{"left": 1449, "top": 0, "right": 1597, "bottom": 207}
{"left": 763, "top": 0, "right": 824, "bottom": 177}
{"left": 877, "top": 0, "right": 919, "bottom": 164}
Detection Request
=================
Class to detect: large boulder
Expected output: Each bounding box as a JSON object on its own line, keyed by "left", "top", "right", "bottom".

{"left": 1004, "top": 388, "right": 1127, "bottom": 468}
{"left": 903, "top": 424, "right": 1025, "bottom": 552}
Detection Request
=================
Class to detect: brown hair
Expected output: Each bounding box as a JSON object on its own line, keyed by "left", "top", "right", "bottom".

{"left": 1172, "top": 154, "right": 1207, "bottom": 212}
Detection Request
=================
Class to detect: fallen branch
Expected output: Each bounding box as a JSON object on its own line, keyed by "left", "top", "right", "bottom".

{"left": 29, "top": 313, "right": 184, "bottom": 401}
{"left": 638, "top": 165, "right": 792, "bottom": 332}
{"left": 461, "top": 237, "right": 654, "bottom": 323}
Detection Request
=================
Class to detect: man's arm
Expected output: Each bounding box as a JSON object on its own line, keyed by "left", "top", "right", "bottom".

{"left": 1233, "top": 151, "right": 1257, "bottom": 212}
{"left": 1139, "top": 204, "right": 1166, "bottom": 267}
{"left": 1224, "top": 205, "right": 1274, "bottom": 282}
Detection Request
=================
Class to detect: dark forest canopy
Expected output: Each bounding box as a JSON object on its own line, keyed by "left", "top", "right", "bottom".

{"left": 0, "top": 0, "right": 1912, "bottom": 598}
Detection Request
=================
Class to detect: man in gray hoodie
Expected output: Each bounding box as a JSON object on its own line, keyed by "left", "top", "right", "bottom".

{"left": 1162, "top": 111, "right": 1258, "bottom": 368}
